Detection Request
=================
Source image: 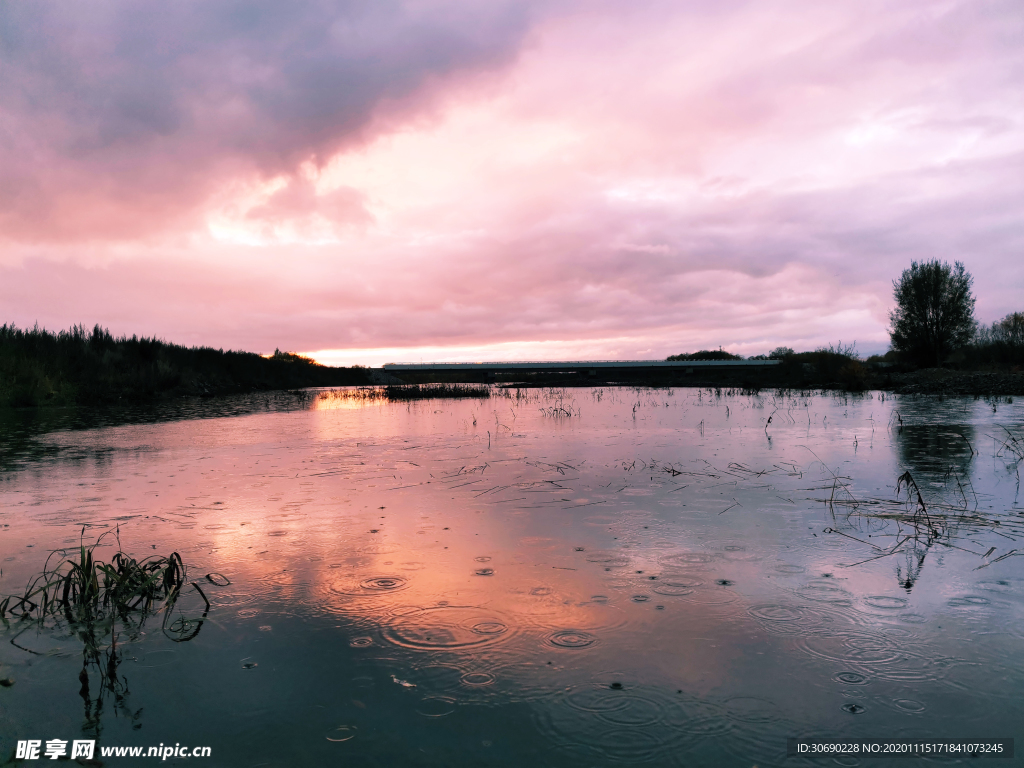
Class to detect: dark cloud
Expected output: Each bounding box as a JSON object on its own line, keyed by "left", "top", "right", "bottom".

{"left": 0, "top": 0, "right": 538, "bottom": 240}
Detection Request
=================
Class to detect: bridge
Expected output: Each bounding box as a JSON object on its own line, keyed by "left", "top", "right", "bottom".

{"left": 383, "top": 359, "right": 779, "bottom": 373}
{"left": 380, "top": 359, "right": 780, "bottom": 383}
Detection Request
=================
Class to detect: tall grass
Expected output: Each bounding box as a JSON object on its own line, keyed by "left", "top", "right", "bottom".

{"left": 308, "top": 384, "right": 491, "bottom": 406}
{"left": 383, "top": 383, "right": 490, "bottom": 400}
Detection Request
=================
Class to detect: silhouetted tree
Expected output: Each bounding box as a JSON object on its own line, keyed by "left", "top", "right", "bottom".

{"left": 968, "top": 311, "right": 1024, "bottom": 367}
{"left": 992, "top": 312, "right": 1024, "bottom": 347}
{"left": 889, "top": 260, "right": 976, "bottom": 366}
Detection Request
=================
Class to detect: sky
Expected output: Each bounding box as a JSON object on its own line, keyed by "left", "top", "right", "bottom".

{"left": 1, "top": 0, "right": 1022, "bottom": 366}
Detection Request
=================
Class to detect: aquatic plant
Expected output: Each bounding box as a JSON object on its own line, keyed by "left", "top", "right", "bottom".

{"left": 310, "top": 384, "right": 491, "bottom": 407}
{"left": 542, "top": 404, "right": 576, "bottom": 417}
{"left": 994, "top": 426, "right": 1023, "bottom": 463}
{"left": 494, "top": 386, "right": 541, "bottom": 404}
{"left": 0, "top": 530, "right": 215, "bottom": 739}
{"left": 895, "top": 470, "right": 940, "bottom": 536}
{"left": 0, "top": 529, "right": 209, "bottom": 647}
{"left": 989, "top": 425, "right": 1023, "bottom": 487}
{"left": 383, "top": 383, "right": 490, "bottom": 400}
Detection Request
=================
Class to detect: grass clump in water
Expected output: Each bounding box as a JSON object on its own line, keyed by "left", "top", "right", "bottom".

{"left": 0, "top": 530, "right": 213, "bottom": 736}
{"left": 1, "top": 528, "right": 209, "bottom": 648}
{"left": 383, "top": 383, "right": 490, "bottom": 401}
{"left": 311, "top": 384, "right": 491, "bottom": 407}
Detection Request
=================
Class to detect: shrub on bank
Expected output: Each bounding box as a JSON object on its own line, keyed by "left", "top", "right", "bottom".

{"left": 865, "top": 311, "right": 1023, "bottom": 371}
{"left": 666, "top": 349, "right": 744, "bottom": 361}
{"left": 963, "top": 312, "right": 1024, "bottom": 369}
{"left": 769, "top": 342, "right": 865, "bottom": 388}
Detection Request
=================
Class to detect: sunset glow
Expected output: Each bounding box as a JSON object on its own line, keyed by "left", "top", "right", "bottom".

{"left": 2, "top": 0, "right": 1021, "bottom": 361}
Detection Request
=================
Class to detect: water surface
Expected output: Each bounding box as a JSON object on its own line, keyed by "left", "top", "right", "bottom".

{"left": 2, "top": 387, "right": 1022, "bottom": 766}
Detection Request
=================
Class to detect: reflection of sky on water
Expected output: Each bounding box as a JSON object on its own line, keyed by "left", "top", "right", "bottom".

{"left": 1, "top": 388, "right": 1022, "bottom": 766}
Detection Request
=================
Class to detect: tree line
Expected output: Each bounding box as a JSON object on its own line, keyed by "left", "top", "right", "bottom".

{"left": 669, "top": 260, "right": 1022, "bottom": 370}
{"left": 0, "top": 324, "right": 369, "bottom": 408}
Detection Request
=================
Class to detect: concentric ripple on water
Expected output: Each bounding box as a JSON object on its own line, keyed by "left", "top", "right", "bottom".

{"left": 947, "top": 595, "right": 991, "bottom": 608}
{"left": 749, "top": 604, "right": 806, "bottom": 622}
{"left": 382, "top": 606, "right": 513, "bottom": 650}
{"left": 773, "top": 562, "right": 806, "bottom": 574}
{"left": 833, "top": 671, "right": 869, "bottom": 685}
{"left": 461, "top": 671, "right": 496, "bottom": 687}
{"left": 326, "top": 725, "right": 357, "bottom": 742}
{"left": 650, "top": 573, "right": 702, "bottom": 597}
{"left": 794, "top": 628, "right": 929, "bottom": 671}
{"left": 416, "top": 696, "right": 456, "bottom": 718}
{"left": 747, "top": 603, "right": 832, "bottom": 635}
{"left": 863, "top": 595, "right": 909, "bottom": 610}
{"left": 329, "top": 575, "right": 409, "bottom": 596}
{"left": 585, "top": 552, "right": 631, "bottom": 567}
{"left": 535, "top": 680, "right": 728, "bottom": 763}
{"left": 723, "top": 696, "right": 781, "bottom": 724}
{"left": 799, "top": 579, "right": 854, "bottom": 605}
{"left": 660, "top": 552, "right": 715, "bottom": 567}
{"left": 893, "top": 698, "right": 926, "bottom": 713}
{"left": 709, "top": 541, "right": 763, "bottom": 562}
{"left": 547, "top": 629, "right": 598, "bottom": 649}
{"left": 360, "top": 576, "right": 408, "bottom": 591}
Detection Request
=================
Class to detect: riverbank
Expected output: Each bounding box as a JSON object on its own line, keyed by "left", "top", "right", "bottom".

{"left": 886, "top": 369, "right": 1024, "bottom": 397}
{"left": 5, "top": 324, "right": 1023, "bottom": 408}
{"left": 386, "top": 362, "right": 1024, "bottom": 396}
{"left": 0, "top": 324, "right": 370, "bottom": 407}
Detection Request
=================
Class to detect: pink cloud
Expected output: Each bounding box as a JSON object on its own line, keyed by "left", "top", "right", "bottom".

{"left": 0, "top": 0, "right": 538, "bottom": 240}
{"left": 1, "top": 0, "right": 1021, "bottom": 361}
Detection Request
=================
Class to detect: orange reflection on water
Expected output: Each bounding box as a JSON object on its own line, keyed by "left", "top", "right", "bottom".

{"left": 6, "top": 389, "right": 1023, "bottom": 767}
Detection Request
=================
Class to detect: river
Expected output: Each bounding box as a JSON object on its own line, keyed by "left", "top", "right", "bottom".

{"left": 1, "top": 386, "right": 1022, "bottom": 766}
